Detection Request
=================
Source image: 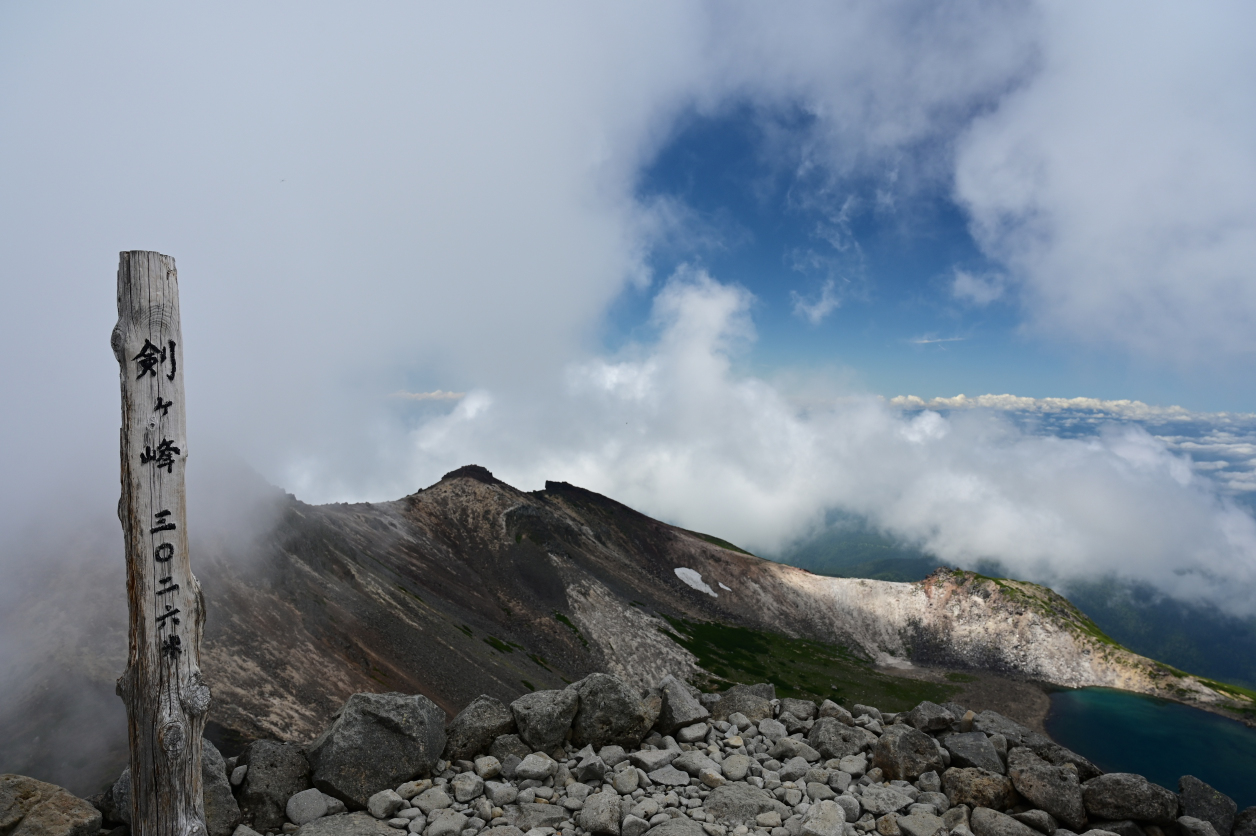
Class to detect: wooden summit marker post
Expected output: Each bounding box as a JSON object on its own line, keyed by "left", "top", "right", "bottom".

{"left": 112, "top": 251, "right": 211, "bottom": 836}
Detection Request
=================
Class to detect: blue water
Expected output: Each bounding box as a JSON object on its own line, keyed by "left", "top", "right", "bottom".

{"left": 1045, "top": 688, "right": 1256, "bottom": 808}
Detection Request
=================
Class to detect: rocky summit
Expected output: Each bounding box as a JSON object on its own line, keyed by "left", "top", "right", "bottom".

{"left": 33, "top": 672, "right": 1253, "bottom": 836}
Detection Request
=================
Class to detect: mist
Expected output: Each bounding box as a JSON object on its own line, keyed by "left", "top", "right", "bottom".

{"left": 4, "top": 0, "right": 1256, "bottom": 787}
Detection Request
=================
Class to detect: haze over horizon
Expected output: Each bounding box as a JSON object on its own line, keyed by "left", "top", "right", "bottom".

{"left": 3, "top": 2, "right": 1256, "bottom": 620}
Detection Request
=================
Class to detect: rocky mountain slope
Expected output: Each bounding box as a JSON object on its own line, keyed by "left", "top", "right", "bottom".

{"left": 191, "top": 466, "right": 1253, "bottom": 745}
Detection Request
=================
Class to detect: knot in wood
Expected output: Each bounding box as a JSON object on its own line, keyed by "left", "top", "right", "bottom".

{"left": 181, "top": 673, "right": 212, "bottom": 716}
{"left": 182, "top": 818, "right": 207, "bottom": 836}
{"left": 110, "top": 325, "right": 124, "bottom": 362}
{"left": 159, "top": 719, "right": 186, "bottom": 756}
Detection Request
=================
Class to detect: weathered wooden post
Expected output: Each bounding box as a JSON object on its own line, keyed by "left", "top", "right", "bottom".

{"left": 112, "top": 251, "right": 211, "bottom": 836}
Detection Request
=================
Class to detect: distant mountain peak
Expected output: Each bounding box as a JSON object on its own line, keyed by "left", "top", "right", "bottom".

{"left": 440, "top": 464, "right": 500, "bottom": 485}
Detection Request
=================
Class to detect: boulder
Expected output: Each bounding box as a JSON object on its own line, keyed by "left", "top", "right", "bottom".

{"left": 1082, "top": 775, "right": 1178, "bottom": 825}
{"left": 286, "top": 788, "right": 331, "bottom": 826}
{"left": 239, "top": 740, "right": 312, "bottom": 830}
{"left": 1033, "top": 744, "right": 1104, "bottom": 783}
{"left": 444, "top": 696, "right": 516, "bottom": 761}
{"left": 759, "top": 718, "right": 789, "bottom": 742}
{"left": 907, "top": 703, "right": 956, "bottom": 733}
{"left": 1010, "top": 810, "right": 1055, "bottom": 835}
{"left": 802, "top": 799, "right": 847, "bottom": 836}
{"left": 413, "top": 788, "right": 453, "bottom": 815}
{"left": 721, "top": 754, "right": 754, "bottom": 782}
{"left": 515, "top": 752, "right": 558, "bottom": 781}
{"left": 426, "top": 808, "right": 470, "bottom": 836}
{"left": 203, "top": 738, "right": 243, "bottom": 836}
{"left": 942, "top": 768, "right": 1019, "bottom": 811}
{"left": 1177, "top": 818, "right": 1220, "bottom": 836}
{"left": 810, "top": 718, "right": 875, "bottom": 760}
{"left": 569, "top": 673, "right": 654, "bottom": 749}
{"left": 655, "top": 675, "right": 710, "bottom": 734}
{"left": 450, "top": 772, "right": 484, "bottom": 802}
{"left": 108, "top": 768, "right": 132, "bottom": 826}
{"left": 0, "top": 774, "right": 101, "bottom": 836}
{"left": 872, "top": 726, "right": 946, "bottom": 781}
{"left": 972, "top": 713, "right": 1030, "bottom": 747}
{"left": 1090, "top": 820, "right": 1145, "bottom": 836}
{"left": 860, "top": 786, "right": 915, "bottom": 816}
{"left": 1233, "top": 808, "right": 1256, "bottom": 836}
{"left": 942, "top": 733, "right": 1004, "bottom": 775}
{"left": 782, "top": 699, "right": 819, "bottom": 722}
{"left": 511, "top": 689, "right": 580, "bottom": 751}
{"left": 898, "top": 812, "right": 948, "bottom": 836}
{"left": 644, "top": 819, "right": 707, "bottom": 836}
{"left": 514, "top": 802, "right": 569, "bottom": 831}
{"left": 672, "top": 750, "right": 718, "bottom": 776}
{"left": 294, "top": 811, "right": 398, "bottom": 835}
{"left": 711, "top": 685, "right": 773, "bottom": 724}
{"left": 308, "top": 692, "right": 446, "bottom": 809}
{"left": 647, "top": 766, "right": 690, "bottom": 787}
{"left": 579, "top": 790, "right": 623, "bottom": 835}
{"left": 490, "top": 734, "right": 531, "bottom": 763}
{"left": 367, "top": 790, "right": 404, "bottom": 820}
{"left": 1179, "top": 776, "right": 1236, "bottom": 836}
{"left": 706, "top": 783, "right": 790, "bottom": 824}
{"left": 818, "top": 701, "right": 855, "bottom": 725}
{"left": 770, "top": 738, "right": 823, "bottom": 763}
{"left": 851, "top": 705, "right": 883, "bottom": 722}
{"left": 971, "top": 807, "right": 1040, "bottom": 836}
{"left": 1007, "top": 748, "right": 1086, "bottom": 831}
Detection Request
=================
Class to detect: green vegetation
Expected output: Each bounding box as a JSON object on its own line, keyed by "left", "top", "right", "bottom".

{"left": 529, "top": 653, "right": 552, "bottom": 671}
{"left": 554, "top": 611, "right": 589, "bottom": 648}
{"left": 457, "top": 624, "right": 473, "bottom": 638}
{"left": 521, "top": 679, "right": 536, "bottom": 691}
{"left": 945, "top": 672, "right": 978, "bottom": 683}
{"left": 687, "top": 531, "right": 756, "bottom": 556}
{"left": 660, "top": 615, "right": 959, "bottom": 711}
{"left": 484, "top": 636, "right": 523, "bottom": 654}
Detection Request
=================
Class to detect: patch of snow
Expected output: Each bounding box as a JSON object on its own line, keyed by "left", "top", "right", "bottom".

{"left": 674, "top": 567, "right": 717, "bottom": 597}
{"left": 719, "top": 582, "right": 731, "bottom": 591}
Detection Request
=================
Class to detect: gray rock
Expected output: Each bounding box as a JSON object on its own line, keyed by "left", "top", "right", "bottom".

{"left": 490, "top": 735, "right": 531, "bottom": 764}
{"left": 1082, "top": 774, "right": 1179, "bottom": 825}
{"left": 1234, "top": 808, "right": 1256, "bottom": 836}
{"left": 568, "top": 673, "right": 654, "bottom": 749}
{"left": 445, "top": 696, "right": 517, "bottom": 762}
{"left": 760, "top": 719, "right": 789, "bottom": 741}
{"left": 427, "top": 808, "right": 470, "bottom": 836}
{"left": 484, "top": 782, "right": 517, "bottom": 807}
{"left": 655, "top": 675, "right": 711, "bottom": 735}
{"left": 943, "top": 804, "right": 971, "bottom": 832}
{"left": 771, "top": 738, "right": 823, "bottom": 763}
{"left": 630, "top": 749, "right": 680, "bottom": 772}
{"left": 677, "top": 723, "right": 710, "bottom": 744}
{"left": 916, "top": 793, "right": 947, "bottom": 814}
{"left": 810, "top": 719, "right": 875, "bottom": 761}
{"left": 1011, "top": 810, "right": 1057, "bottom": 835}
{"left": 202, "top": 737, "right": 244, "bottom": 836}
{"left": 818, "top": 702, "right": 855, "bottom": 725}
{"left": 287, "top": 788, "right": 331, "bottom": 826}
{"left": 1089, "top": 821, "right": 1143, "bottom": 836}
{"left": 673, "top": 750, "right": 718, "bottom": 776}
{"left": 871, "top": 726, "right": 945, "bottom": 782}
{"left": 942, "top": 767, "right": 1018, "bottom": 812}
{"left": 851, "top": 706, "right": 883, "bottom": 723}
{"left": 1033, "top": 744, "right": 1103, "bottom": 783}
{"left": 413, "top": 788, "right": 453, "bottom": 815}
{"left": 613, "top": 765, "right": 641, "bottom": 794}
{"left": 802, "top": 799, "right": 847, "bottom": 836}
{"left": 971, "top": 712, "right": 1030, "bottom": 747}
{"left": 906, "top": 703, "right": 955, "bottom": 733}
{"left": 808, "top": 783, "right": 837, "bottom": 802}
{"left": 722, "top": 754, "right": 754, "bottom": 781}
{"left": 234, "top": 826, "right": 264, "bottom": 836}
{"left": 1178, "top": 818, "right": 1221, "bottom": 836}
{"left": 230, "top": 765, "right": 247, "bottom": 787}
{"left": 451, "top": 772, "right": 485, "bottom": 802}
{"left": 623, "top": 815, "right": 652, "bottom": 836}
{"left": 781, "top": 757, "right": 812, "bottom": 782}
{"left": 1007, "top": 749, "right": 1085, "bottom": 832}
{"left": 647, "top": 766, "right": 690, "bottom": 787}
{"left": 485, "top": 827, "right": 525, "bottom": 836}
{"left": 599, "top": 745, "right": 630, "bottom": 767}
{"left": 474, "top": 756, "right": 501, "bottom": 780}
{"left": 579, "top": 791, "right": 623, "bottom": 834}
{"left": 576, "top": 753, "right": 609, "bottom": 783}
{"left": 860, "top": 786, "right": 914, "bottom": 817}
{"left": 511, "top": 689, "right": 580, "bottom": 752}
{"left": 783, "top": 699, "right": 819, "bottom": 722}
{"left": 706, "top": 783, "right": 790, "bottom": 825}
{"left": 711, "top": 685, "right": 774, "bottom": 724}
{"left": 644, "top": 818, "right": 707, "bottom": 836}
{"left": 1179, "top": 776, "right": 1236, "bottom": 836}
{"left": 294, "top": 811, "right": 399, "bottom": 835}
{"left": 367, "top": 790, "right": 405, "bottom": 820}
{"left": 0, "top": 774, "right": 101, "bottom": 836}
{"left": 941, "top": 734, "right": 1004, "bottom": 775}
{"left": 917, "top": 773, "right": 941, "bottom": 795}
{"left": 971, "top": 808, "right": 1040, "bottom": 836}
{"left": 838, "top": 754, "right": 867, "bottom": 778}
{"left": 515, "top": 752, "right": 558, "bottom": 780}
{"left": 897, "top": 812, "right": 947, "bottom": 836}
{"left": 515, "top": 802, "right": 568, "bottom": 831}
{"left": 835, "top": 794, "right": 862, "bottom": 823}
{"left": 239, "top": 740, "right": 312, "bottom": 830}
{"left": 308, "top": 692, "right": 446, "bottom": 810}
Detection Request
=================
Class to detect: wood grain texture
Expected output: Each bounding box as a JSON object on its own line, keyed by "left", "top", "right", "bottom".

{"left": 112, "top": 251, "right": 210, "bottom": 836}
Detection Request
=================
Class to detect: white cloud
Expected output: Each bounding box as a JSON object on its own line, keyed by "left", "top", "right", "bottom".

{"left": 955, "top": 3, "right": 1256, "bottom": 360}
{"left": 791, "top": 279, "right": 842, "bottom": 324}
{"left": 399, "top": 275, "right": 1256, "bottom": 615}
{"left": 951, "top": 268, "right": 1005, "bottom": 305}
{"left": 391, "top": 390, "right": 465, "bottom": 401}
